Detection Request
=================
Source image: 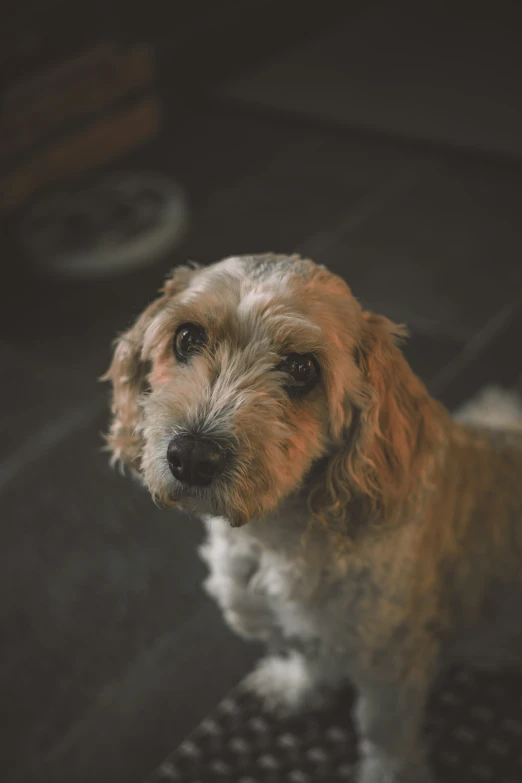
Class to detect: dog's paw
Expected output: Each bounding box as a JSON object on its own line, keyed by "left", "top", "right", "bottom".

{"left": 222, "top": 605, "right": 277, "bottom": 642}
{"left": 242, "top": 652, "right": 326, "bottom": 717}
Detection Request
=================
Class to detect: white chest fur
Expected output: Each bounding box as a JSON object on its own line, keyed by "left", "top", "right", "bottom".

{"left": 199, "top": 499, "right": 421, "bottom": 673}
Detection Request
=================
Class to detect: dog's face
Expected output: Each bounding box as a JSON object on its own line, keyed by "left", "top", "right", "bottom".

{"left": 104, "top": 254, "right": 442, "bottom": 529}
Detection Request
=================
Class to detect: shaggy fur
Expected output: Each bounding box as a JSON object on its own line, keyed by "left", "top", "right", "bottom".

{"left": 104, "top": 254, "right": 522, "bottom": 783}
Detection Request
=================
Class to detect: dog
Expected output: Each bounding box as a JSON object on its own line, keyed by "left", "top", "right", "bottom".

{"left": 104, "top": 254, "right": 522, "bottom": 783}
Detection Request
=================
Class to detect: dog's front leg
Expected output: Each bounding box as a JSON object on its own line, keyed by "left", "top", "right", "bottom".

{"left": 355, "top": 671, "right": 435, "bottom": 783}
{"left": 199, "top": 523, "right": 284, "bottom": 645}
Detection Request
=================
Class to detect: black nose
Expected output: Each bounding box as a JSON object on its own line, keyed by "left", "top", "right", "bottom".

{"left": 167, "top": 435, "right": 227, "bottom": 486}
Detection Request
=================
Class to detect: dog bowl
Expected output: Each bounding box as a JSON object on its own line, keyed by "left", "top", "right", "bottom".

{"left": 18, "top": 172, "right": 189, "bottom": 278}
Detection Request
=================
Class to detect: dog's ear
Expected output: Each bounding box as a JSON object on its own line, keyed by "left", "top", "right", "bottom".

{"left": 102, "top": 264, "right": 198, "bottom": 473}
{"left": 309, "top": 312, "right": 445, "bottom": 534}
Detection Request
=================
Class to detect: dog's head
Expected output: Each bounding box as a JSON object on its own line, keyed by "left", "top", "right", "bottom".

{"left": 104, "top": 254, "right": 444, "bottom": 530}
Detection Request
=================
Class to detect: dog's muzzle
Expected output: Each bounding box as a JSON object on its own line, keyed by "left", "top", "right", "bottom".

{"left": 167, "top": 434, "right": 228, "bottom": 487}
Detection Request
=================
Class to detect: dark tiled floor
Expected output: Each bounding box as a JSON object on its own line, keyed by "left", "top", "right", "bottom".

{"left": 2, "top": 6, "right": 522, "bottom": 782}
{"left": 306, "top": 159, "right": 522, "bottom": 340}
{"left": 218, "top": 0, "right": 522, "bottom": 160}
{"left": 0, "top": 412, "right": 202, "bottom": 774}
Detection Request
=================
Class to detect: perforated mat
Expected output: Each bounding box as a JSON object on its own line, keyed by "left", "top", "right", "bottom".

{"left": 148, "top": 667, "right": 522, "bottom": 783}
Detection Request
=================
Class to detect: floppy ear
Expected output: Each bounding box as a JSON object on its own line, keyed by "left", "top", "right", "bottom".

{"left": 309, "top": 312, "right": 445, "bottom": 534}
{"left": 102, "top": 263, "right": 198, "bottom": 472}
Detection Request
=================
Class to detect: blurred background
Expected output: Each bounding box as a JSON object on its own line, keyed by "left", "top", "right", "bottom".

{"left": 1, "top": 1, "right": 522, "bottom": 782}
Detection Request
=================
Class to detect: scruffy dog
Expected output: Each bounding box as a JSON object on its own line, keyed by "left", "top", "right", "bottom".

{"left": 104, "top": 254, "right": 522, "bottom": 783}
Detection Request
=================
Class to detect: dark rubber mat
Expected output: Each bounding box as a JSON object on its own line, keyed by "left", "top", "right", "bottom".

{"left": 148, "top": 667, "right": 522, "bottom": 783}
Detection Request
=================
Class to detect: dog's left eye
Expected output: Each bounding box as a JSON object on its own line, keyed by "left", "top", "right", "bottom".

{"left": 173, "top": 322, "right": 208, "bottom": 362}
{"left": 277, "top": 353, "right": 319, "bottom": 395}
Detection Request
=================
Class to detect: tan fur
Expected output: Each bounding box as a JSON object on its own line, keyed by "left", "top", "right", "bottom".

{"left": 308, "top": 312, "right": 448, "bottom": 538}
{"left": 103, "top": 255, "right": 521, "bottom": 546}
{"left": 102, "top": 264, "right": 198, "bottom": 470}
{"left": 103, "top": 253, "right": 522, "bottom": 783}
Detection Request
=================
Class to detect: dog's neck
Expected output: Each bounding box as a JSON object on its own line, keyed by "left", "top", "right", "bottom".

{"left": 233, "top": 462, "right": 367, "bottom": 554}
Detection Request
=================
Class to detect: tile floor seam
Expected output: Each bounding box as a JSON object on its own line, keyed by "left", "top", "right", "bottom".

{"left": 3, "top": 601, "right": 220, "bottom": 783}
{"left": 298, "top": 165, "right": 423, "bottom": 259}
{"left": 429, "top": 294, "right": 522, "bottom": 397}
{"left": 209, "top": 94, "right": 522, "bottom": 172}
{"left": 0, "top": 400, "right": 106, "bottom": 493}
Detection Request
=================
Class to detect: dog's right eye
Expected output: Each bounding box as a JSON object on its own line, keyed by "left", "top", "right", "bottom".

{"left": 173, "top": 323, "right": 208, "bottom": 362}
{"left": 277, "top": 353, "right": 320, "bottom": 396}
